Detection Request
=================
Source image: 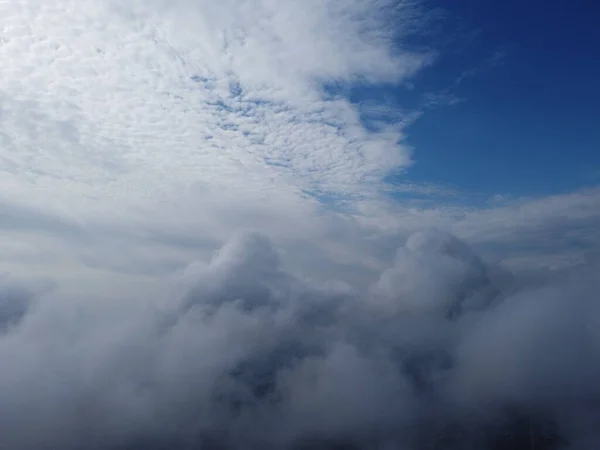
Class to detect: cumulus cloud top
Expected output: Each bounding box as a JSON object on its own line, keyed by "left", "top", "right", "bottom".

{"left": 0, "top": 231, "right": 598, "bottom": 449}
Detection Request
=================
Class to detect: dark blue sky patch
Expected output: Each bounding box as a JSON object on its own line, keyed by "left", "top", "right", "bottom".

{"left": 362, "top": 0, "right": 600, "bottom": 198}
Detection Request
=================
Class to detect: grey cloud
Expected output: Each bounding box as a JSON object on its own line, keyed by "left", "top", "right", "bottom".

{"left": 0, "top": 274, "right": 53, "bottom": 330}
{"left": 0, "top": 199, "right": 85, "bottom": 237}
{"left": 0, "top": 230, "right": 598, "bottom": 449}
{"left": 0, "top": 198, "right": 219, "bottom": 276}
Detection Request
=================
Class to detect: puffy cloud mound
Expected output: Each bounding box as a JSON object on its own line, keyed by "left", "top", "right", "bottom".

{"left": 0, "top": 230, "right": 598, "bottom": 449}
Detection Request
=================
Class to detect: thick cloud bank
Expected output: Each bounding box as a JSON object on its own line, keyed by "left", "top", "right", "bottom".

{"left": 0, "top": 231, "right": 599, "bottom": 449}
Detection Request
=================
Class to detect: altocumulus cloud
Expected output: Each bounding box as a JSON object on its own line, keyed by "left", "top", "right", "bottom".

{"left": 0, "top": 230, "right": 599, "bottom": 449}
{"left": 0, "top": 0, "right": 434, "bottom": 289}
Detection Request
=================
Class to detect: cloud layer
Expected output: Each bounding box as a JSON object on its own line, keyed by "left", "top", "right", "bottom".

{"left": 1, "top": 230, "right": 599, "bottom": 449}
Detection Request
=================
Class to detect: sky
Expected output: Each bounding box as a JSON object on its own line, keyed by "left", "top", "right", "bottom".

{"left": 0, "top": 1, "right": 600, "bottom": 449}
{"left": 399, "top": 0, "right": 600, "bottom": 197}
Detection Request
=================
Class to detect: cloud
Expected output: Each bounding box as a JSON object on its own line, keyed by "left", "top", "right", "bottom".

{"left": 356, "top": 187, "right": 600, "bottom": 273}
{"left": 1, "top": 2, "right": 600, "bottom": 447}
{"left": 0, "top": 0, "right": 429, "bottom": 219}
{"left": 0, "top": 273, "right": 53, "bottom": 330}
{"left": 0, "top": 0, "right": 439, "bottom": 285}
{"left": 0, "top": 230, "right": 598, "bottom": 449}
{"left": 1, "top": 0, "right": 599, "bottom": 285}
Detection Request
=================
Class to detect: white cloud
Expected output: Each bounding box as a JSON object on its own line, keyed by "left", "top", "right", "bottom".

{"left": 355, "top": 187, "right": 600, "bottom": 273}
{"left": 0, "top": 0, "right": 440, "bottom": 285}
{"left": 0, "top": 0, "right": 427, "bottom": 215}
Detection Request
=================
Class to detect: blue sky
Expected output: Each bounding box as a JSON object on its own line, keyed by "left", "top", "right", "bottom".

{"left": 350, "top": 0, "right": 600, "bottom": 198}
